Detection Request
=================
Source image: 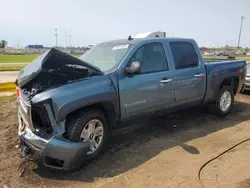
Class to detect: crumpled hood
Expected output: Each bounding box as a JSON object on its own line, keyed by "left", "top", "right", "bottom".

{"left": 17, "top": 48, "right": 102, "bottom": 88}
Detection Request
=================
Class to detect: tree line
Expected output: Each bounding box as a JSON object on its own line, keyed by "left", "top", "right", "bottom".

{"left": 0, "top": 40, "right": 7, "bottom": 48}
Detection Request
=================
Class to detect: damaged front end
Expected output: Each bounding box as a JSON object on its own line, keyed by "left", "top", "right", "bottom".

{"left": 17, "top": 49, "right": 96, "bottom": 170}
{"left": 17, "top": 48, "right": 102, "bottom": 99}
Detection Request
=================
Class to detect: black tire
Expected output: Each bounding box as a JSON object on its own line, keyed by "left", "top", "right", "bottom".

{"left": 207, "top": 86, "right": 234, "bottom": 117}
{"left": 64, "top": 109, "right": 108, "bottom": 162}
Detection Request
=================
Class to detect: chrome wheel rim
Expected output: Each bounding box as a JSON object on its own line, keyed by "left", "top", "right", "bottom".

{"left": 80, "top": 119, "right": 104, "bottom": 155}
{"left": 219, "top": 91, "right": 232, "bottom": 112}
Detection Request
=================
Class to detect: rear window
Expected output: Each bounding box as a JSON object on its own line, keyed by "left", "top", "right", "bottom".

{"left": 170, "top": 42, "right": 199, "bottom": 69}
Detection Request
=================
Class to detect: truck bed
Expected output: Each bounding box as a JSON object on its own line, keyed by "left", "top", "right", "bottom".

{"left": 203, "top": 58, "right": 236, "bottom": 64}
{"left": 203, "top": 59, "right": 246, "bottom": 104}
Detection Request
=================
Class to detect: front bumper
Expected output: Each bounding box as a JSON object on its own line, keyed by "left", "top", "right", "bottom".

{"left": 17, "top": 95, "right": 90, "bottom": 170}
{"left": 19, "top": 125, "right": 90, "bottom": 170}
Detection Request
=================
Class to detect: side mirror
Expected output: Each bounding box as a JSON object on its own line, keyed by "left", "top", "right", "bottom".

{"left": 125, "top": 61, "right": 141, "bottom": 74}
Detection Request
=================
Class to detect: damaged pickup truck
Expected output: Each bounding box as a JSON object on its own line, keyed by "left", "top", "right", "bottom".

{"left": 16, "top": 35, "right": 246, "bottom": 170}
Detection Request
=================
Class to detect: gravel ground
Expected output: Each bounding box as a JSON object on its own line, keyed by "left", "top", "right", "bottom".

{"left": 1, "top": 93, "right": 250, "bottom": 188}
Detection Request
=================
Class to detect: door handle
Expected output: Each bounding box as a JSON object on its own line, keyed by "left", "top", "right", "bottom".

{"left": 160, "top": 78, "right": 173, "bottom": 83}
{"left": 194, "top": 73, "right": 205, "bottom": 78}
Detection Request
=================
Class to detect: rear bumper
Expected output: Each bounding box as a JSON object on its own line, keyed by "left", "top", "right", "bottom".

{"left": 20, "top": 127, "right": 90, "bottom": 170}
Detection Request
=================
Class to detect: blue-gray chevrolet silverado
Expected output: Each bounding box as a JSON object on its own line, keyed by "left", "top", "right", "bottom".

{"left": 16, "top": 36, "right": 247, "bottom": 170}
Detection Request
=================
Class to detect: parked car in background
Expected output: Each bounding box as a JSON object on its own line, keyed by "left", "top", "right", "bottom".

{"left": 204, "top": 52, "right": 215, "bottom": 56}
{"left": 217, "top": 51, "right": 236, "bottom": 59}
{"left": 16, "top": 32, "right": 246, "bottom": 170}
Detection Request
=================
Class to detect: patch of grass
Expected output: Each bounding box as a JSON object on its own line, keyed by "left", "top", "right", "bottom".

{"left": 0, "top": 95, "right": 15, "bottom": 100}
{"left": 236, "top": 56, "right": 250, "bottom": 61}
{"left": 0, "top": 54, "right": 81, "bottom": 64}
{"left": 0, "top": 63, "right": 26, "bottom": 71}
{"left": 0, "top": 66, "right": 25, "bottom": 71}
{"left": 0, "top": 82, "right": 16, "bottom": 92}
{"left": 0, "top": 54, "right": 39, "bottom": 63}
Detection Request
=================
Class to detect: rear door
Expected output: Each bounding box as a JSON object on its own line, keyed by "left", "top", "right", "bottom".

{"left": 118, "top": 42, "right": 176, "bottom": 123}
{"left": 169, "top": 41, "right": 206, "bottom": 105}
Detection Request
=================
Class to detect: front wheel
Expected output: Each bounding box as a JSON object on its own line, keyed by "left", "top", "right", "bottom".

{"left": 64, "top": 109, "right": 108, "bottom": 161}
{"left": 207, "top": 86, "right": 234, "bottom": 117}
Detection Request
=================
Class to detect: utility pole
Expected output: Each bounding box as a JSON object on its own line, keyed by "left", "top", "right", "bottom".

{"left": 69, "top": 34, "right": 72, "bottom": 48}
{"left": 65, "top": 29, "right": 67, "bottom": 51}
{"left": 237, "top": 16, "right": 245, "bottom": 48}
{"left": 55, "top": 29, "right": 58, "bottom": 48}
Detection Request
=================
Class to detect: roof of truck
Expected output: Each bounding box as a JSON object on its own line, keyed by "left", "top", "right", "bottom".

{"left": 102, "top": 37, "right": 195, "bottom": 45}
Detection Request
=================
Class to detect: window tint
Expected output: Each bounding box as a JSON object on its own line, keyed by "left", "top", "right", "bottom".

{"left": 129, "top": 42, "right": 168, "bottom": 73}
{"left": 170, "top": 42, "right": 199, "bottom": 69}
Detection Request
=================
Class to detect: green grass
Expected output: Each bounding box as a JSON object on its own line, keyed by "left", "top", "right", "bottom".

{"left": 0, "top": 54, "right": 81, "bottom": 64}
{"left": 0, "top": 66, "right": 25, "bottom": 71}
{"left": 0, "top": 63, "right": 27, "bottom": 71}
{"left": 0, "top": 54, "right": 39, "bottom": 63}
{"left": 0, "top": 54, "right": 81, "bottom": 71}
{"left": 0, "top": 95, "right": 15, "bottom": 100}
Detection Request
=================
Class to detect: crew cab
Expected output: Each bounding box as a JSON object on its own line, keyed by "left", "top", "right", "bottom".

{"left": 16, "top": 32, "right": 246, "bottom": 170}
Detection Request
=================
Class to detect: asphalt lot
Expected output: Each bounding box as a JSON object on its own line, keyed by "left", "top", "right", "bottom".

{"left": 1, "top": 93, "right": 250, "bottom": 188}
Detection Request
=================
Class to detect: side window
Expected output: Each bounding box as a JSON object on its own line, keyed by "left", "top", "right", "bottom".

{"left": 129, "top": 42, "right": 168, "bottom": 73}
{"left": 170, "top": 42, "right": 199, "bottom": 69}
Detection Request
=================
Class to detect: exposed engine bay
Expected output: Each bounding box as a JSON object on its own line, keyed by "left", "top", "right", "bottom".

{"left": 21, "top": 65, "right": 91, "bottom": 99}
{"left": 17, "top": 48, "right": 103, "bottom": 99}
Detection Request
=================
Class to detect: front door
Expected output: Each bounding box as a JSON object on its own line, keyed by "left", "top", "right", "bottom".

{"left": 118, "top": 42, "right": 176, "bottom": 123}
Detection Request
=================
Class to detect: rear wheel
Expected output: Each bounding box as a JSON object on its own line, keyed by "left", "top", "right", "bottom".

{"left": 207, "top": 86, "right": 234, "bottom": 117}
{"left": 64, "top": 109, "right": 108, "bottom": 161}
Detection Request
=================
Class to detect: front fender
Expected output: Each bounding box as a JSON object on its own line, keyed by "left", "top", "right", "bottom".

{"left": 32, "top": 75, "right": 118, "bottom": 123}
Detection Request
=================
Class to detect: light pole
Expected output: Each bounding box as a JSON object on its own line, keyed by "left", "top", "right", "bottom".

{"left": 55, "top": 29, "right": 58, "bottom": 48}
{"left": 65, "top": 29, "right": 67, "bottom": 50}
{"left": 237, "top": 16, "right": 245, "bottom": 48}
{"left": 69, "top": 34, "right": 72, "bottom": 48}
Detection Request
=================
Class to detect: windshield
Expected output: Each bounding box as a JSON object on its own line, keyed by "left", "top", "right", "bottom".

{"left": 80, "top": 42, "right": 132, "bottom": 71}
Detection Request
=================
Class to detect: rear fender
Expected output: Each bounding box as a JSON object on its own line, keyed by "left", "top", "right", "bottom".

{"left": 212, "top": 76, "right": 239, "bottom": 101}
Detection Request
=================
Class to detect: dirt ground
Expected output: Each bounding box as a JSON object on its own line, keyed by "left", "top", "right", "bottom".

{"left": 1, "top": 93, "right": 250, "bottom": 188}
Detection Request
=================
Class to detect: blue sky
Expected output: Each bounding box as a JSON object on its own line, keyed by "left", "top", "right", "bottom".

{"left": 0, "top": 0, "right": 249, "bottom": 48}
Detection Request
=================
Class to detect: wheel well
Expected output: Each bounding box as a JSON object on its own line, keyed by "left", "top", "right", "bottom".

{"left": 65, "top": 103, "right": 115, "bottom": 131}
{"left": 220, "top": 77, "right": 239, "bottom": 95}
